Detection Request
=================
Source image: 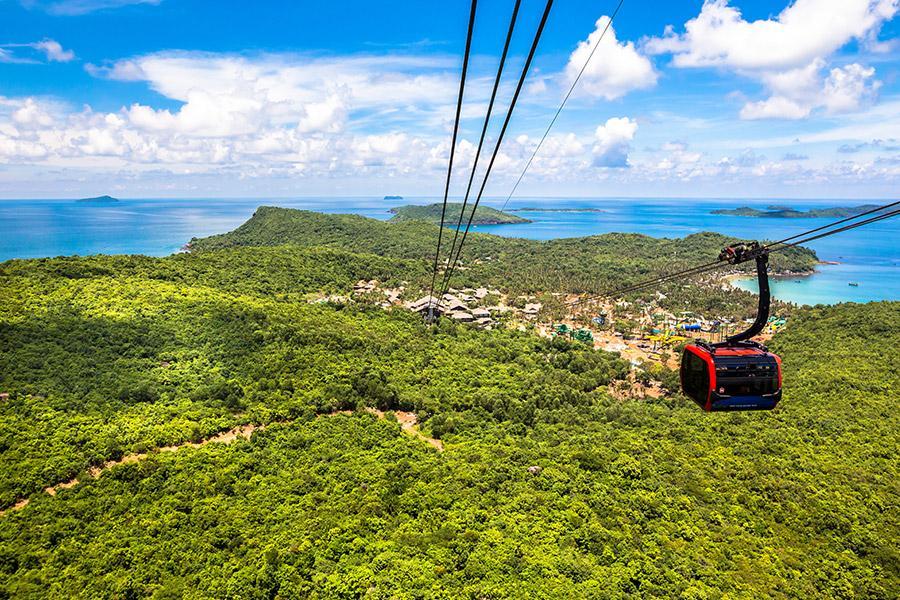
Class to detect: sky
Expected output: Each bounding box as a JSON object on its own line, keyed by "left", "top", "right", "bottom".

{"left": 1, "top": 0, "right": 899, "bottom": 200}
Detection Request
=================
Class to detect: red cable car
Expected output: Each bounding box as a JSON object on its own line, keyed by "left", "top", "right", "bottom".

{"left": 680, "top": 243, "right": 783, "bottom": 411}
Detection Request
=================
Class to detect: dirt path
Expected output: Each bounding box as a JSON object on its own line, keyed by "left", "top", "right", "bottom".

{"left": 334, "top": 408, "right": 444, "bottom": 451}
{"left": 1, "top": 409, "right": 442, "bottom": 518}
{"left": 1, "top": 424, "right": 262, "bottom": 518}
{"left": 371, "top": 409, "right": 444, "bottom": 451}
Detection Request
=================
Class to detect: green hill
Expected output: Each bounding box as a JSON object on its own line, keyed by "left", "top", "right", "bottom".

{"left": 75, "top": 195, "right": 119, "bottom": 203}
{"left": 388, "top": 202, "right": 531, "bottom": 225}
{"left": 712, "top": 204, "right": 881, "bottom": 218}
{"left": 189, "top": 207, "right": 817, "bottom": 317}
{"left": 0, "top": 246, "right": 896, "bottom": 596}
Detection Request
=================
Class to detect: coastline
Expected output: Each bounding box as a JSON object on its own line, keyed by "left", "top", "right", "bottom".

{"left": 723, "top": 266, "right": 818, "bottom": 290}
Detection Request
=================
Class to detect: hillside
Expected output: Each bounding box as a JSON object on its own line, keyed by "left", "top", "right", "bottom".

{"left": 712, "top": 204, "right": 881, "bottom": 218}
{"left": 0, "top": 248, "right": 896, "bottom": 597}
{"left": 75, "top": 195, "right": 119, "bottom": 203}
{"left": 388, "top": 202, "right": 531, "bottom": 225}
{"left": 189, "top": 207, "right": 817, "bottom": 317}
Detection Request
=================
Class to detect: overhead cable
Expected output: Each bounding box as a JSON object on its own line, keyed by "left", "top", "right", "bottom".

{"left": 427, "top": 0, "right": 478, "bottom": 320}
{"left": 438, "top": 0, "right": 555, "bottom": 304}
{"left": 435, "top": 0, "right": 523, "bottom": 314}
{"left": 498, "top": 0, "right": 626, "bottom": 213}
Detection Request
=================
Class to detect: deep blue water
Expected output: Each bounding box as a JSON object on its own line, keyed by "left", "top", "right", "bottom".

{"left": 3, "top": 197, "right": 898, "bottom": 305}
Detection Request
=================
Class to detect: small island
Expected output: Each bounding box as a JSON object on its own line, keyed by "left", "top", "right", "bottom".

{"left": 388, "top": 202, "right": 531, "bottom": 225}
{"left": 383, "top": 195, "right": 404, "bottom": 200}
{"left": 509, "top": 207, "right": 606, "bottom": 213}
{"left": 76, "top": 195, "right": 120, "bottom": 203}
{"left": 712, "top": 204, "right": 880, "bottom": 218}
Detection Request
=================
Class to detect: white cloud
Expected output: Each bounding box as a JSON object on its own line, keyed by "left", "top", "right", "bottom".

{"left": 646, "top": 0, "right": 898, "bottom": 120}
{"left": 0, "top": 39, "right": 75, "bottom": 63}
{"left": 24, "top": 0, "right": 161, "bottom": 16}
{"left": 32, "top": 39, "right": 75, "bottom": 62}
{"left": 0, "top": 48, "right": 24, "bottom": 64}
{"left": 645, "top": 0, "right": 898, "bottom": 70}
{"left": 566, "top": 17, "right": 657, "bottom": 100}
{"left": 740, "top": 95, "right": 812, "bottom": 120}
{"left": 12, "top": 98, "right": 56, "bottom": 127}
{"left": 0, "top": 50, "right": 469, "bottom": 178}
{"left": 593, "top": 117, "right": 637, "bottom": 167}
{"left": 739, "top": 61, "right": 880, "bottom": 120}
{"left": 821, "top": 63, "right": 880, "bottom": 112}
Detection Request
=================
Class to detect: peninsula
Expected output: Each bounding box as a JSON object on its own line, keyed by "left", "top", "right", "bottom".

{"left": 388, "top": 202, "right": 530, "bottom": 225}
{"left": 712, "top": 204, "right": 880, "bottom": 218}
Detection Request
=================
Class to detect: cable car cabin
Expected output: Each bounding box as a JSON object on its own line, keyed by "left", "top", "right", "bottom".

{"left": 679, "top": 242, "right": 783, "bottom": 411}
{"left": 681, "top": 344, "right": 782, "bottom": 411}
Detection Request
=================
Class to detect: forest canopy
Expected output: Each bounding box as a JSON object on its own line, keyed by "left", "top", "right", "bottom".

{"left": 0, "top": 208, "right": 895, "bottom": 598}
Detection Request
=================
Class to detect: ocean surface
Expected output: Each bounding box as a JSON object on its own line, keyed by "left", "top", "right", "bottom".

{"left": 3, "top": 197, "right": 898, "bottom": 305}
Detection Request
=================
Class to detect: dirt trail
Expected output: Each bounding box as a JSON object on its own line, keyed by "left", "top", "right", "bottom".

{"left": 2, "top": 410, "right": 442, "bottom": 518}
{"left": 334, "top": 408, "right": 444, "bottom": 451}
{"left": 1, "top": 424, "right": 262, "bottom": 518}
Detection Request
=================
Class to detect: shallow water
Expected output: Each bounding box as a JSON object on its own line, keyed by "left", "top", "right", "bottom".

{"left": 3, "top": 196, "right": 898, "bottom": 305}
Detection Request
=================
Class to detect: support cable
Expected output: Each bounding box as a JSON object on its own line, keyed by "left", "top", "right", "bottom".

{"left": 498, "top": 0, "right": 626, "bottom": 213}
{"left": 438, "top": 0, "right": 523, "bottom": 313}
{"left": 438, "top": 0, "right": 555, "bottom": 304}
{"left": 426, "top": 0, "right": 478, "bottom": 321}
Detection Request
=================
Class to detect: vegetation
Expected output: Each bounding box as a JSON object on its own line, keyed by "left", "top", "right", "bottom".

{"left": 712, "top": 204, "right": 881, "bottom": 218}
{"left": 0, "top": 251, "right": 626, "bottom": 508}
{"left": 388, "top": 202, "right": 530, "bottom": 225}
{"left": 191, "top": 207, "right": 817, "bottom": 319}
{"left": 0, "top": 249, "right": 896, "bottom": 597}
{"left": 2, "top": 208, "right": 893, "bottom": 598}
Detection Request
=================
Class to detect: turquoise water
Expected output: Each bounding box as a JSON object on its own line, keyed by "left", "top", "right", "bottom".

{"left": 2, "top": 197, "right": 898, "bottom": 305}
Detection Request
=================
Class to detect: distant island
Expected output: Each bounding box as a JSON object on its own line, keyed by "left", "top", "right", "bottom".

{"left": 383, "top": 195, "right": 403, "bottom": 200}
{"left": 388, "top": 202, "right": 530, "bottom": 225}
{"left": 712, "top": 204, "right": 881, "bottom": 218}
{"left": 509, "top": 207, "right": 606, "bottom": 213}
{"left": 76, "top": 195, "right": 119, "bottom": 203}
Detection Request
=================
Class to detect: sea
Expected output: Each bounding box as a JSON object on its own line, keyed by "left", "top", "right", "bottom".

{"left": 3, "top": 197, "right": 898, "bottom": 306}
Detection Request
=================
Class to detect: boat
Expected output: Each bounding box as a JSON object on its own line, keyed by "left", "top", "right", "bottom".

{"left": 848, "top": 282, "right": 859, "bottom": 287}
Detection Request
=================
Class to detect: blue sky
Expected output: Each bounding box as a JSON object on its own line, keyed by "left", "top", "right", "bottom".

{"left": 1, "top": 0, "right": 899, "bottom": 199}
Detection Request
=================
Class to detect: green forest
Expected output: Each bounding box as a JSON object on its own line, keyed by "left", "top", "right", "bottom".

{"left": 1, "top": 208, "right": 897, "bottom": 598}
{"left": 387, "top": 203, "right": 530, "bottom": 225}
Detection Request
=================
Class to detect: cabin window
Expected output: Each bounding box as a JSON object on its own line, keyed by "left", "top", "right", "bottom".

{"left": 682, "top": 352, "right": 709, "bottom": 399}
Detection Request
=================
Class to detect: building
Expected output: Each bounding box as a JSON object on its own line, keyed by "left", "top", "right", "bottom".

{"left": 406, "top": 295, "right": 442, "bottom": 315}
{"left": 523, "top": 303, "right": 542, "bottom": 317}
{"left": 441, "top": 294, "right": 469, "bottom": 313}
{"left": 472, "top": 308, "right": 491, "bottom": 319}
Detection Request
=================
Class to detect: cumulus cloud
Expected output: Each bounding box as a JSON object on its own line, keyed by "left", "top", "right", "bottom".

{"left": 566, "top": 17, "right": 657, "bottom": 100}
{"left": 646, "top": 0, "right": 898, "bottom": 120}
{"left": 592, "top": 117, "right": 637, "bottom": 167}
{"left": 645, "top": 0, "right": 898, "bottom": 70}
{"left": 0, "top": 51, "right": 464, "bottom": 177}
{"left": 85, "top": 52, "right": 458, "bottom": 138}
{"left": 739, "top": 61, "right": 880, "bottom": 120}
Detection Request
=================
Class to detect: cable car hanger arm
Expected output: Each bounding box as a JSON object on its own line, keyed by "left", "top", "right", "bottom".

{"left": 717, "top": 242, "right": 770, "bottom": 346}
